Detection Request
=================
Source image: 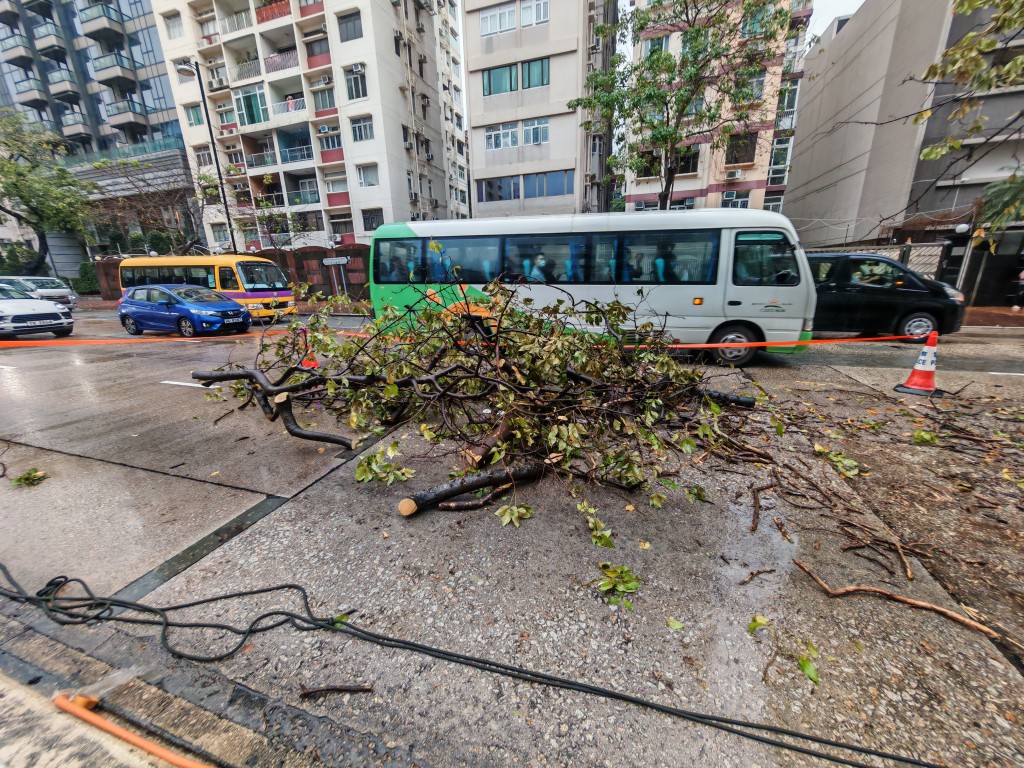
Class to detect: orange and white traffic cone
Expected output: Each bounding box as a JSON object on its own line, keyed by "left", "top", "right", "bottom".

{"left": 894, "top": 331, "right": 943, "bottom": 396}
{"left": 300, "top": 350, "right": 319, "bottom": 369}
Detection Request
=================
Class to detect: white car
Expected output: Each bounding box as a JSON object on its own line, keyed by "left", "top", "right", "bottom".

{"left": 0, "top": 276, "right": 78, "bottom": 310}
{"left": 0, "top": 285, "right": 74, "bottom": 338}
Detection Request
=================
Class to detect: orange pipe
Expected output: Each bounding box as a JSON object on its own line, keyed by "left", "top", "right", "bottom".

{"left": 53, "top": 693, "right": 213, "bottom": 768}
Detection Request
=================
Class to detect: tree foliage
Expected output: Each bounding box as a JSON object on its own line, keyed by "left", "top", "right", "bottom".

{"left": 568, "top": 0, "right": 791, "bottom": 209}
{"left": 0, "top": 110, "right": 94, "bottom": 274}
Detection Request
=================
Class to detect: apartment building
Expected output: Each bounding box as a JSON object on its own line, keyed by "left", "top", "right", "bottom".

{"left": 462, "top": 0, "right": 616, "bottom": 217}
{"left": 153, "top": 0, "right": 469, "bottom": 253}
{"left": 624, "top": 0, "right": 812, "bottom": 213}
{"left": 0, "top": 0, "right": 194, "bottom": 263}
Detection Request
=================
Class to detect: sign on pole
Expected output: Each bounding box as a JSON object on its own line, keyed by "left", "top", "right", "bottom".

{"left": 322, "top": 256, "right": 349, "bottom": 266}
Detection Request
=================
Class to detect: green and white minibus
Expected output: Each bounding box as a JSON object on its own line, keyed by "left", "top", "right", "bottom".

{"left": 369, "top": 210, "right": 816, "bottom": 365}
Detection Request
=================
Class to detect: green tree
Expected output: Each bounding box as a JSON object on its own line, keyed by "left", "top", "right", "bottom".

{"left": 0, "top": 110, "right": 94, "bottom": 274}
{"left": 568, "top": 0, "right": 791, "bottom": 210}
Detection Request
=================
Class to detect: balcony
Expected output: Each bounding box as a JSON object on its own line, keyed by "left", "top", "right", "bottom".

{"left": 80, "top": 3, "right": 128, "bottom": 44}
{"left": 246, "top": 150, "right": 278, "bottom": 168}
{"left": 254, "top": 192, "right": 285, "bottom": 208}
{"left": 48, "top": 69, "right": 80, "bottom": 102}
{"left": 299, "top": 0, "right": 324, "bottom": 17}
{"left": 93, "top": 53, "right": 140, "bottom": 89}
{"left": 61, "top": 112, "right": 91, "bottom": 141}
{"left": 289, "top": 190, "right": 320, "bottom": 205}
{"left": 0, "top": 0, "right": 18, "bottom": 25}
{"left": 271, "top": 97, "right": 307, "bottom": 117}
{"left": 22, "top": 0, "right": 50, "bottom": 15}
{"left": 1, "top": 35, "right": 33, "bottom": 67}
{"left": 783, "top": 51, "right": 805, "bottom": 74}
{"left": 230, "top": 59, "right": 261, "bottom": 82}
{"left": 326, "top": 192, "right": 350, "bottom": 208}
{"left": 791, "top": 0, "right": 812, "bottom": 20}
{"left": 31, "top": 23, "right": 65, "bottom": 59}
{"left": 280, "top": 144, "right": 313, "bottom": 163}
{"left": 255, "top": 0, "right": 290, "bottom": 25}
{"left": 776, "top": 109, "right": 796, "bottom": 131}
{"left": 197, "top": 31, "right": 221, "bottom": 49}
{"left": 15, "top": 78, "right": 48, "bottom": 108}
{"left": 264, "top": 50, "right": 299, "bottom": 75}
{"left": 107, "top": 99, "right": 149, "bottom": 131}
{"left": 219, "top": 9, "right": 252, "bottom": 36}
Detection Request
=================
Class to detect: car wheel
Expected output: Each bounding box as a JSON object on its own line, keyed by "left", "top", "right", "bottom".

{"left": 709, "top": 324, "right": 758, "bottom": 367}
{"left": 52, "top": 328, "right": 73, "bottom": 338}
{"left": 178, "top": 317, "right": 197, "bottom": 338}
{"left": 897, "top": 312, "right": 937, "bottom": 341}
{"left": 121, "top": 315, "right": 143, "bottom": 335}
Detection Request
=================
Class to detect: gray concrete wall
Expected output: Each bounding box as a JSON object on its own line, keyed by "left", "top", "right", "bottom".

{"left": 45, "top": 232, "right": 88, "bottom": 280}
{"left": 784, "top": 0, "right": 952, "bottom": 247}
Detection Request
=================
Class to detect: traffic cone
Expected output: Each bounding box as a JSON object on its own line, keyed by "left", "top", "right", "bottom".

{"left": 894, "top": 331, "right": 944, "bottom": 396}
{"left": 300, "top": 350, "right": 319, "bottom": 369}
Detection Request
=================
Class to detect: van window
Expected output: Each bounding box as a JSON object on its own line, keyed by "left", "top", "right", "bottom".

{"left": 428, "top": 237, "right": 500, "bottom": 282}
{"left": 218, "top": 267, "right": 240, "bottom": 291}
{"left": 733, "top": 231, "right": 800, "bottom": 286}
{"left": 504, "top": 235, "right": 587, "bottom": 283}
{"left": 809, "top": 258, "right": 841, "bottom": 284}
{"left": 849, "top": 258, "right": 905, "bottom": 288}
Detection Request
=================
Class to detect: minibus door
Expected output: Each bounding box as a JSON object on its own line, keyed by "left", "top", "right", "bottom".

{"left": 724, "top": 230, "right": 808, "bottom": 333}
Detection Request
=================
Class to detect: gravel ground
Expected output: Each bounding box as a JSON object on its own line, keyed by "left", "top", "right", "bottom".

{"left": 133, "top": 368, "right": 1024, "bottom": 768}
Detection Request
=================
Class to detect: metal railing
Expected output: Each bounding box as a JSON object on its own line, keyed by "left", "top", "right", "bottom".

{"left": 280, "top": 145, "right": 313, "bottom": 163}
{"left": 246, "top": 151, "right": 278, "bottom": 168}
{"left": 107, "top": 99, "right": 148, "bottom": 117}
{"left": 230, "top": 59, "right": 262, "bottom": 81}
{"left": 1, "top": 34, "right": 29, "bottom": 50}
{"left": 254, "top": 192, "right": 285, "bottom": 208}
{"left": 79, "top": 4, "right": 128, "bottom": 24}
{"left": 57, "top": 136, "right": 185, "bottom": 166}
{"left": 271, "top": 97, "right": 307, "bottom": 116}
{"left": 93, "top": 52, "right": 140, "bottom": 72}
{"left": 264, "top": 49, "right": 298, "bottom": 73}
{"left": 47, "top": 69, "right": 74, "bottom": 85}
{"left": 15, "top": 78, "right": 44, "bottom": 93}
{"left": 776, "top": 110, "right": 796, "bottom": 130}
{"left": 32, "top": 22, "right": 63, "bottom": 40}
{"left": 61, "top": 113, "right": 86, "bottom": 127}
{"left": 219, "top": 9, "right": 252, "bottom": 35}
{"left": 290, "top": 190, "right": 320, "bottom": 205}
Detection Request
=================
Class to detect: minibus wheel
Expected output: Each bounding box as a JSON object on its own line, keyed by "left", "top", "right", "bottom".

{"left": 709, "top": 324, "right": 757, "bottom": 367}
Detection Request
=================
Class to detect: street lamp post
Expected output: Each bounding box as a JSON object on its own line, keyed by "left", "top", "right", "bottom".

{"left": 175, "top": 60, "right": 238, "bottom": 254}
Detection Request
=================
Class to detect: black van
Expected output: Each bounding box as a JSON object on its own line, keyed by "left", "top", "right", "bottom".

{"left": 807, "top": 253, "right": 965, "bottom": 338}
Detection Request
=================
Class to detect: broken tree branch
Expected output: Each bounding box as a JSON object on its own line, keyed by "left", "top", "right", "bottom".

{"left": 399, "top": 462, "right": 544, "bottom": 517}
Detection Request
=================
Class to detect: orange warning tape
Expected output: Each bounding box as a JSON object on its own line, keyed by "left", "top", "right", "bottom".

{"left": 0, "top": 330, "right": 291, "bottom": 349}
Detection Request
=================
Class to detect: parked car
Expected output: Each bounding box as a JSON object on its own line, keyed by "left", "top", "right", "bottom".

{"left": 806, "top": 253, "right": 964, "bottom": 338}
{"left": 0, "top": 285, "right": 74, "bottom": 337}
{"left": 118, "top": 285, "right": 252, "bottom": 337}
{"left": 0, "top": 276, "right": 78, "bottom": 310}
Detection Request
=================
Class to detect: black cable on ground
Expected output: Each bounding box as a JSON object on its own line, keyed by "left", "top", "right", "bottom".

{"left": 0, "top": 563, "right": 941, "bottom": 768}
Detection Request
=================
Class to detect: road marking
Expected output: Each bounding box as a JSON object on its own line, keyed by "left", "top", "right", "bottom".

{"left": 988, "top": 372, "right": 1024, "bottom": 377}
{"left": 160, "top": 381, "right": 208, "bottom": 388}
{"left": 0, "top": 364, "right": 15, "bottom": 369}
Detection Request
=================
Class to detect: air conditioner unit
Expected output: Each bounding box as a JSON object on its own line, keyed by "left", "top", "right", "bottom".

{"left": 425, "top": 152, "right": 434, "bottom": 161}
{"left": 404, "top": 141, "right": 414, "bottom": 149}
{"left": 634, "top": 201, "right": 646, "bottom": 210}
{"left": 332, "top": 233, "right": 342, "bottom": 243}
{"left": 352, "top": 62, "right": 364, "bottom": 73}
{"left": 320, "top": 24, "right": 328, "bottom": 33}
{"left": 394, "top": 30, "right": 404, "bottom": 41}
{"left": 590, "top": 39, "right": 602, "bottom": 52}
{"left": 416, "top": 21, "right": 426, "bottom": 32}
{"left": 725, "top": 169, "right": 744, "bottom": 180}
{"left": 209, "top": 77, "right": 226, "bottom": 89}
{"left": 318, "top": 125, "right": 330, "bottom": 134}
{"left": 421, "top": 96, "right": 430, "bottom": 106}
{"left": 219, "top": 127, "right": 236, "bottom": 136}
{"left": 722, "top": 190, "right": 738, "bottom": 200}
{"left": 318, "top": 75, "right": 332, "bottom": 86}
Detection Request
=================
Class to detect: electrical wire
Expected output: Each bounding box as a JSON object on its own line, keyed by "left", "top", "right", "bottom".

{"left": 0, "top": 563, "right": 941, "bottom": 768}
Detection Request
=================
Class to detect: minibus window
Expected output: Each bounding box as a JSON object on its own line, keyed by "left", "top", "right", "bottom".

{"left": 219, "top": 267, "right": 240, "bottom": 290}
{"left": 734, "top": 232, "right": 800, "bottom": 286}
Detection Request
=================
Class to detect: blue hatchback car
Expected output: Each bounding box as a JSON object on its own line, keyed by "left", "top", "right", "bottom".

{"left": 118, "top": 285, "right": 252, "bottom": 337}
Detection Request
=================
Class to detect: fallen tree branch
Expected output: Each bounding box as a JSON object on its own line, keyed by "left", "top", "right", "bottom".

{"left": 437, "top": 482, "right": 513, "bottom": 511}
{"left": 399, "top": 462, "right": 544, "bottom": 517}
{"left": 739, "top": 568, "right": 775, "bottom": 585}
{"left": 793, "top": 560, "right": 999, "bottom": 640}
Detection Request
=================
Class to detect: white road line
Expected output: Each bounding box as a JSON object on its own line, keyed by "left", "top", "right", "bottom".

{"left": 0, "top": 364, "right": 15, "bottom": 370}
{"left": 160, "top": 381, "right": 208, "bottom": 388}
{"left": 988, "top": 372, "right": 1024, "bottom": 377}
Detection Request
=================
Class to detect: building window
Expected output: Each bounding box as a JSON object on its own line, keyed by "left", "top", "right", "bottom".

{"left": 195, "top": 145, "right": 213, "bottom": 166}
{"left": 320, "top": 133, "right": 342, "bottom": 150}
{"left": 457, "top": 165, "right": 466, "bottom": 180}
{"left": 227, "top": 150, "right": 244, "bottom": 165}
{"left": 219, "top": 109, "right": 236, "bottom": 126}
{"left": 642, "top": 35, "right": 668, "bottom": 57}
{"left": 522, "top": 117, "right": 549, "bottom": 145}
{"left": 768, "top": 136, "right": 791, "bottom": 186}
{"left": 725, "top": 132, "right": 757, "bottom": 165}
{"left": 722, "top": 191, "right": 750, "bottom": 209}
{"left": 357, "top": 164, "right": 379, "bottom": 187}
{"left": 362, "top": 208, "right": 384, "bottom": 231}
{"left": 338, "top": 10, "right": 362, "bottom": 42}
{"left": 477, "top": 175, "right": 520, "bottom": 202}
{"left": 454, "top": 113, "right": 463, "bottom": 130}
{"left": 453, "top": 86, "right": 463, "bottom": 106}
{"left": 482, "top": 64, "right": 517, "bottom": 96}
{"left": 763, "top": 194, "right": 784, "bottom": 212}
{"left": 211, "top": 224, "right": 229, "bottom": 243}
{"left": 736, "top": 70, "right": 765, "bottom": 103}
{"left": 351, "top": 115, "right": 374, "bottom": 142}
{"left": 313, "top": 87, "right": 336, "bottom": 111}
{"left": 524, "top": 169, "right": 573, "bottom": 198}
{"left": 480, "top": 2, "right": 515, "bottom": 36}
{"left": 676, "top": 146, "right": 699, "bottom": 175}
{"left": 776, "top": 79, "right": 799, "bottom": 130}
{"left": 345, "top": 67, "right": 367, "bottom": 100}
{"left": 184, "top": 104, "right": 204, "bottom": 127}
{"left": 485, "top": 122, "right": 519, "bottom": 150}
{"left": 326, "top": 175, "right": 348, "bottom": 193}
{"left": 521, "top": 58, "right": 549, "bottom": 89}
{"left": 457, "top": 139, "right": 465, "bottom": 155}
{"left": 521, "top": 0, "right": 548, "bottom": 26}
{"left": 164, "top": 12, "right": 183, "bottom": 39}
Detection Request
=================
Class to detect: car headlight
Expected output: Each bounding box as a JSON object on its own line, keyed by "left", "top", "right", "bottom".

{"left": 942, "top": 284, "right": 965, "bottom": 303}
{"left": 284, "top": 301, "right": 295, "bottom": 307}
{"left": 193, "top": 310, "right": 220, "bottom": 316}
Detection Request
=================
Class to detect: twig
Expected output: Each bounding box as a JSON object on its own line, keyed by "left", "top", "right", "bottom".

{"left": 773, "top": 517, "right": 793, "bottom": 543}
{"left": 893, "top": 539, "right": 914, "bottom": 581}
{"left": 298, "top": 684, "right": 373, "bottom": 699}
{"left": 213, "top": 409, "right": 235, "bottom": 426}
{"left": 749, "top": 482, "right": 775, "bottom": 533}
{"left": 739, "top": 568, "right": 775, "bottom": 585}
{"left": 437, "top": 482, "right": 513, "bottom": 511}
{"left": 792, "top": 560, "right": 999, "bottom": 639}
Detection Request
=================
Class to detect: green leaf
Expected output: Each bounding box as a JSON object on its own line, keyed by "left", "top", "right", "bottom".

{"left": 383, "top": 383, "right": 399, "bottom": 398}
{"left": 805, "top": 640, "right": 820, "bottom": 659}
{"left": 798, "top": 655, "right": 819, "bottom": 685}
{"left": 747, "top": 614, "right": 770, "bottom": 634}
{"left": 649, "top": 492, "right": 666, "bottom": 509}
{"left": 666, "top": 617, "right": 685, "bottom": 631}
